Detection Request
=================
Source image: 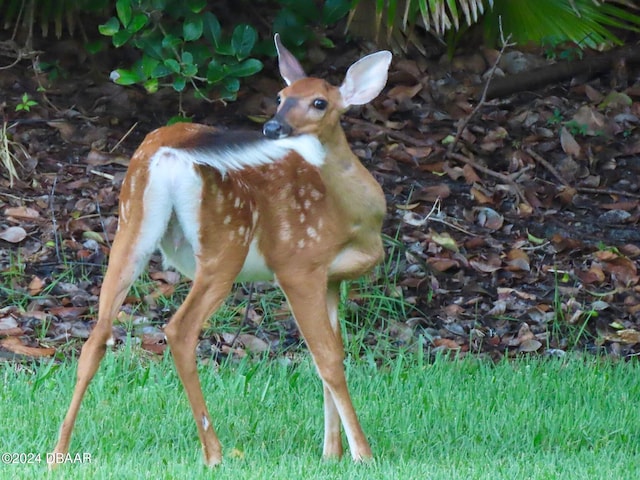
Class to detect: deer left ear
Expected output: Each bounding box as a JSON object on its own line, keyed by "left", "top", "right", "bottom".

{"left": 339, "top": 51, "right": 392, "bottom": 108}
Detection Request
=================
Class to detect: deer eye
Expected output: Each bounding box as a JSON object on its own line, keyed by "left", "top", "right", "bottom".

{"left": 312, "top": 98, "right": 328, "bottom": 110}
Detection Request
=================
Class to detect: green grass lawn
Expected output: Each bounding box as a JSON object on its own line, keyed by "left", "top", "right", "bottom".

{"left": 1, "top": 350, "right": 639, "bottom": 479}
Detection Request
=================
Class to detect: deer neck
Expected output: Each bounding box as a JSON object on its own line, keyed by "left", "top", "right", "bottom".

{"left": 317, "top": 125, "right": 386, "bottom": 230}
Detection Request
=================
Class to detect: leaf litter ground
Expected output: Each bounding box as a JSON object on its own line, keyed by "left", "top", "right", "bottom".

{"left": 1, "top": 36, "right": 639, "bottom": 364}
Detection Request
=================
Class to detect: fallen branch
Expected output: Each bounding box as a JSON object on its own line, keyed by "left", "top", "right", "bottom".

{"left": 447, "top": 32, "right": 513, "bottom": 156}
{"left": 343, "top": 116, "right": 432, "bottom": 147}
{"left": 448, "top": 151, "right": 529, "bottom": 207}
{"left": 484, "top": 43, "right": 640, "bottom": 100}
{"left": 527, "top": 148, "right": 640, "bottom": 199}
{"left": 526, "top": 148, "right": 569, "bottom": 186}
{"left": 575, "top": 186, "right": 640, "bottom": 200}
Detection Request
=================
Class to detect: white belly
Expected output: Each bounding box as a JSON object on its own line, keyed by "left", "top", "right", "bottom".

{"left": 160, "top": 224, "right": 272, "bottom": 282}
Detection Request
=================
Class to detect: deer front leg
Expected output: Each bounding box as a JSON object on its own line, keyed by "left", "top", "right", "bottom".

{"left": 277, "top": 271, "right": 372, "bottom": 461}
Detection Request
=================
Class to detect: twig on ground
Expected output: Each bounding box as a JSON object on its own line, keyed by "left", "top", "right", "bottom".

{"left": 448, "top": 151, "right": 530, "bottom": 207}
{"left": 49, "top": 175, "right": 61, "bottom": 263}
{"left": 525, "top": 148, "right": 569, "bottom": 185}
{"left": 110, "top": 121, "right": 139, "bottom": 153}
{"left": 343, "top": 116, "right": 432, "bottom": 147}
{"left": 527, "top": 148, "right": 640, "bottom": 199}
{"left": 575, "top": 186, "right": 640, "bottom": 200}
{"left": 446, "top": 26, "right": 514, "bottom": 156}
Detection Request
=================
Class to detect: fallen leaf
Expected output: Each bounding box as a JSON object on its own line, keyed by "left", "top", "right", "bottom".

{"left": 28, "top": 276, "right": 46, "bottom": 296}
{"left": 462, "top": 164, "right": 481, "bottom": 183}
{"left": 475, "top": 207, "right": 504, "bottom": 230}
{"left": 505, "top": 249, "right": 531, "bottom": 272}
{"left": 617, "top": 329, "right": 640, "bottom": 344}
{"left": 0, "top": 316, "right": 23, "bottom": 336}
{"left": 432, "top": 338, "right": 460, "bottom": 349}
{"left": 578, "top": 265, "right": 606, "bottom": 284}
{"left": 237, "top": 333, "right": 270, "bottom": 354}
{"left": 5, "top": 206, "right": 40, "bottom": 219}
{"left": 584, "top": 84, "right": 604, "bottom": 103}
{"left": 470, "top": 254, "right": 502, "bottom": 273}
{"left": 414, "top": 184, "right": 451, "bottom": 202}
{"left": 519, "top": 339, "right": 542, "bottom": 352}
{"left": 0, "top": 337, "right": 56, "bottom": 357}
{"left": 560, "top": 127, "right": 581, "bottom": 157}
{"left": 387, "top": 84, "right": 423, "bottom": 101}
{"left": 0, "top": 226, "right": 27, "bottom": 243}
{"left": 429, "top": 231, "right": 459, "bottom": 252}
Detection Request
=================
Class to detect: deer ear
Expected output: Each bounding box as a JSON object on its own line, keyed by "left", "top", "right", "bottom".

{"left": 339, "top": 51, "right": 392, "bottom": 107}
{"left": 274, "top": 33, "right": 306, "bottom": 86}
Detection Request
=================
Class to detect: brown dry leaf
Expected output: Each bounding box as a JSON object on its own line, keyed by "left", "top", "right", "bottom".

{"left": 462, "top": 164, "right": 481, "bottom": 183}
{"left": 560, "top": 127, "right": 582, "bottom": 157}
{"left": 572, "top": 105, "right": 607, "bottom": 135}
{"left": 405, "top": 145, "right": 433, "bottom": 159}
{"left": 475, "top": 207, "right": 504, "bottom": 230}
{"left": 470, "top": 254, "right": 502, "bottom": 273}
{"left": 387, "top": 84, "right": 422, "bottom": 102}
{"left": 85, "top": 148, "right": 130, "bottom": 167}
{"left": 0, "top": 337, "right": 56, "bottom": 357}
{"left": 0, "top": 226, "right": 27, "bottom": 243}
{"left": 28, "top": 276, "right": 46, "bottom": 296}
{"left": 428, "top": 258, "right": 460, "bottom": 272}
{"left": 414, "top": 184, "right": 451, "bottom": 202}
{"left": 607, "top": 329, "right": 640, "bottom": 345}
{"left": 442, "top": 162, "right": 465, "bottom": 181}
{"left": 505, "top": 249, "right": 531, "bottom": 272}
{"left": 5, "top": 206, "right": 40, "bottom": 219}
{"left": 237, "top": 334, "right": 270, "bottom": 354}
{"left": 140, "top": 327, "right": 168, "bottom": 354}
{"left": 516, "top": 323, "right": 535, "bottom": 342}
{"left": 577, "top": 265, "right": 606, "bottom": 285}
{"left": 0, "top": 315, "right": 23, "bottom": 336}
{"left": 619, "top": 244, "right": 640, "bottom": 258}
{"left": 584, "top": 84, "right": 604, "bottom": 103}
{"left": 618, "top": 328, "right": 640, "bottom": 345}
{"left": 518, "top": 339, "right": 542, "bottom": 352}
{"left": 48, "top": 306, "right": 88, "bottom": 320}
{"left": 593, "top": 250, "right": 620, "bottom": 262}
{"left": 432, "top": 338, "right": 460, "bottom": 350}
{"left": 600, "top": 201, "right": 638, "bottom": 211}
{"left": 470, "top": 186, "right": 493, "bottom": 204}
{"left": 600, "top": 256, "right": 638, "bottom": 286}
{"left": 148, "top": 282, "right": 176, "bottom": 299}
{"left": 556, "top": 186, "right": 577, "bottom": 204}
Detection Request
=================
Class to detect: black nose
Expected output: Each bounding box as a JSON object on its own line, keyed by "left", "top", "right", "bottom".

{"left": 263, "top": 119, "right": 292, "bottom": 139}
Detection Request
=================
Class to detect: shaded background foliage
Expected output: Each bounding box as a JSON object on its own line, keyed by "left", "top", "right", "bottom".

{"left": 2, "top": 0, "right": 640, "bottom": 104}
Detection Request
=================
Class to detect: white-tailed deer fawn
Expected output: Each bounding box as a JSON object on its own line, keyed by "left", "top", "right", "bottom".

{"left": 51, "top": 34, "right": 391, "bottom": 466}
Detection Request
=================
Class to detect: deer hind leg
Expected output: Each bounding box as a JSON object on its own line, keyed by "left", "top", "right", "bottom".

{"left": 163, "top": 247, "right": 248, "bottom": 467}
{"left": 277, "top": 271, "right": 372, "bottom": 461}
{"left": 51, "top": 169, "right": 174, "bottom": 467}
{"left": 322, "top": 281, "right": 344, "bottom": 458}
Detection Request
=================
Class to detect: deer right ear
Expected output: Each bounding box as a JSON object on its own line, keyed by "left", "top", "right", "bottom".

{"left": 274, "top": 33, "right": 306, "bottom": 86}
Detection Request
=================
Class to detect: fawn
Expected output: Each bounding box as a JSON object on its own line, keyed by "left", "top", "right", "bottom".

{"left": 51, "top": 34, "right": 391, "bottom": 466}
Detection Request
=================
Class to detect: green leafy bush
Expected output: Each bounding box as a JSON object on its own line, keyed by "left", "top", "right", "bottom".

{"left": 100, "top": 0, "right": 263, "bottom": 102}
